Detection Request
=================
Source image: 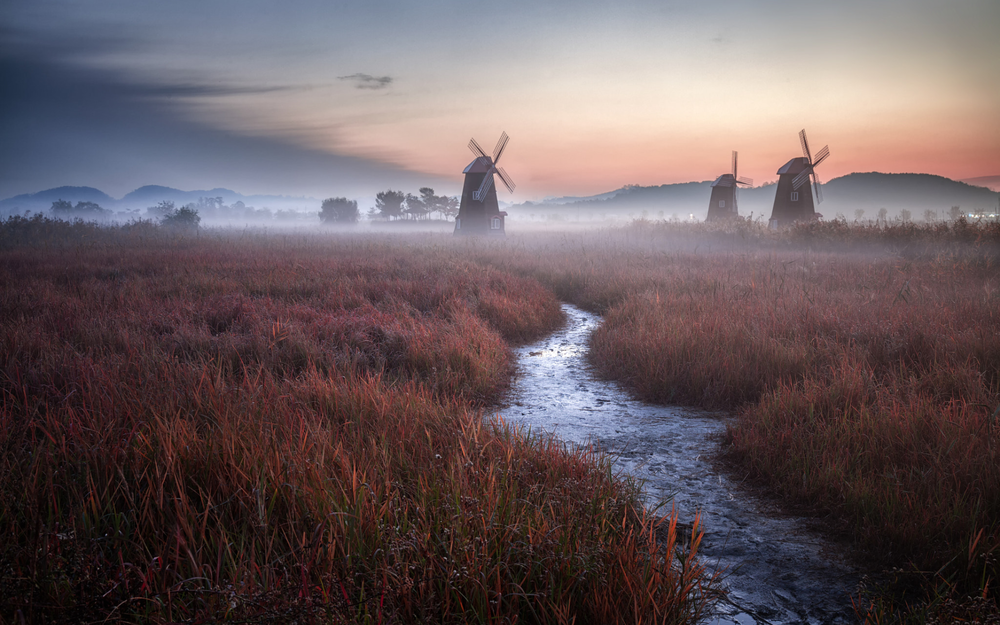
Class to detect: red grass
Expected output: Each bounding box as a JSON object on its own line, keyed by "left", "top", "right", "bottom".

{"left": 0, "top": 217, "right": 719, "bottom": 623}
{"left": 463, "top": 218, "right": 1000, "bottom": 620}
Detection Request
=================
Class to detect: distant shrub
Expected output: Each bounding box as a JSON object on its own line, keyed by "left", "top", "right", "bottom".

{"left": 160, "top": 205, "right": 201, "bottom": 232}
{"left": 145, "top": 200, "right": 175, "bottom": 220}
{"left": 319, "top": 197, "right": 359, "bottom": 223}
{"left": 50, "top": 199, "right": 112, "bottom": 221}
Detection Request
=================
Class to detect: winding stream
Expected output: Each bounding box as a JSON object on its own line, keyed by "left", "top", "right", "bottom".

{"left": 501, "top": 304, "right": 861, "bottom": 625}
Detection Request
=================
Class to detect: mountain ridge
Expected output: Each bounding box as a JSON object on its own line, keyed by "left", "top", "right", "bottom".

{"left": 511, "top": 172, "right": 1000, "bottom": 220}
{"left": 0, "top": 185, "right": 321, "bottom": 214}
{"left": 962, "top": 175, "right": 1000, "bottom": 192}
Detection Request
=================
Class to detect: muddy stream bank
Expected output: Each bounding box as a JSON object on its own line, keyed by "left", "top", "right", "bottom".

{"left": 501, "top": 304, "right": 862, "bottom": 625}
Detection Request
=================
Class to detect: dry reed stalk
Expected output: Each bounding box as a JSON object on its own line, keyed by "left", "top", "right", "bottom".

{"left": 0, "top": 217, "right": 717, "bottom": 623}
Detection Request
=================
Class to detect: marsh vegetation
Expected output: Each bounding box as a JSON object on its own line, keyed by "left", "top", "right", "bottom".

{"left": 1, "top": 214, "right": 998, "bottom": 623}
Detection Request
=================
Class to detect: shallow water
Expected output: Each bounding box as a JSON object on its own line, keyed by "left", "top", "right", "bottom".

{"left": 501, "top": 303, "right": 861, "bottom": 625}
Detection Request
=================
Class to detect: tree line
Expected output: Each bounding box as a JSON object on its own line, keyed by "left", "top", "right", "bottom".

{"left": 320, "top": 188, "right": 459, "bottom": 224}
{"left": 49, "top": 198, "right": 200, "bottom": 230}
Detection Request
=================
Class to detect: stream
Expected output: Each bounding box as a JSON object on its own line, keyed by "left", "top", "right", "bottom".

{"left": 501, "top": 303, "right": 862, "bottom": 625}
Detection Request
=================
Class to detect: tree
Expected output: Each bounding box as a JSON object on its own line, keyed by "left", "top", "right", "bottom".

{"left": 199, "top": 197, "right": 224, "bottom": 211}
{"left": 439, "top": 196, "right": 460, "bottom": 220}
{"left": 418, "top": 188, "right": 438, "bottom": 216}
{"left": 948, "top": 205, "right": 964, "bottom": 222}
{"left": 900, "top": 209, "right": 912, "bottom": 222}
{"left": 161, "top": 205, "right": 201, "bottom": 232}
{"left": 404, "top": 193, "right": 429, "bottom": 220}
{"left": 375, "top": 190, "right": 405, "bottom": 220}
{"left": 319, "top": 197, "right": 360, "bottom": 223}
{"left": 854, "top": 209, "right": 865, "bottom": 222}
{"left": 411, "top": 188, "right": 461, "bottom": 220}
{"left": 923, "top": 209, "right": 938, "bottom": 223}
{"left": 50, "top": 199, "right": 110, "bottom": 220}
{"left": 191, "top": 196, "right": 224, "bottom": 219}
{"left": 146, "top": 200, "right": 175, "bottom": 220}
{"left": 50, "top": 199, "right": 73, "bottom": 215}
{"left": 877, "top": 208, "right": 888, "bottom": 223}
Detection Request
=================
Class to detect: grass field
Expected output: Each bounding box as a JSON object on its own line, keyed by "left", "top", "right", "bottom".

{"left": 0, "top": 216, "right": 715, "bottom": 623}
{"left": 469, "top": 218, "right": 1000, "bottom": 622}
{"left": 2, "top": 214, "right": 999, "bottom": 623}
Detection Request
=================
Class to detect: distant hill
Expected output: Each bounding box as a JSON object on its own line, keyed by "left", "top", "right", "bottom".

{"left": 517, "top": 181, "right": 719, "bottom": 219}
{"left": 540, "top": 187, "right": 637, "bottom": 205}
{"left": 509, "top": 172, "right": 1000, "bottom": 221}
{"left": 0, "top": 185, "right": 321, "bottom": 215}
{"left": 120, "top": 186, "right": 245, "bottom": 208}
{"left": 962, "top": 175, "right": 1000, "bottom": 192}
{"left": 1, "top": 186, "right": 117, "bottom": 213}
{"left": 819, "top": 173, "right": 999, "bottom": 218}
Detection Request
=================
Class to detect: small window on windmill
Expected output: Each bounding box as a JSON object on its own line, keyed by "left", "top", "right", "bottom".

{"left": 719, "top": 200, "right": 725, "bottom": 208}
{"left": 491, "top": 217, "right": 501, "bottom": 229}
{"left": 791, "top": 192, "right": 799, "bottom": 202}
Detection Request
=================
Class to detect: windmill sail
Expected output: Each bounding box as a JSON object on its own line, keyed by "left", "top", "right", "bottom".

{"left": 474, "top": 172, "right": 495, "bottom": 201}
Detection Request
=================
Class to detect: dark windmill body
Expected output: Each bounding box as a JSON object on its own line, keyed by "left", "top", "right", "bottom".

{"left": 706, "top": 151, "right": 753, "bottom": 221}
{"left": 768, "top": 129, "right": 830, "bottom": 228}
{"left": 454, "top": 133, "right": 515, "bottom": 236}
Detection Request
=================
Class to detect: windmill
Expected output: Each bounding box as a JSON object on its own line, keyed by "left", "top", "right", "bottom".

{"left": 767, "top": 129, "right": 830, "bottom": 228}
{"left": 454, "top": 132, "right": 515, "bottom": 236}
{"left": 706, "top": 151, "right": 753, "bottom": 222}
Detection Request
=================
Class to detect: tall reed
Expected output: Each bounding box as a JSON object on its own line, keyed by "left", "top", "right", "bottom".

{"left": 0, "top": 217, "right": 718, "bottom": 623}
{"left": 467, "top": 218, "right": 1000, "bottom": 620}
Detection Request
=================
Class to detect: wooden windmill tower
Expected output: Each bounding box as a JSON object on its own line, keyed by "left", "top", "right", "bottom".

{"left": 706, "top": 151, "right": 753, "bottom": 221}
{"left": 454, "top": 132, "right": 515, "bottom": 236}
{"left": 768, "top": 129, "right": 829, "bottom": 228}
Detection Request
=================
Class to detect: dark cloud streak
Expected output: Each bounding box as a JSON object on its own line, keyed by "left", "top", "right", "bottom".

{"left": 122, "top": 82, "right": 299, "bottom": 98}
{"left": 0, "top": 50, "right": 438, "bottom": 199}
{"left": 338, "top": 73, "right": 393, "bottom": 90}
{"left": 1, "top": 26, "right": 305, "bottom": 101}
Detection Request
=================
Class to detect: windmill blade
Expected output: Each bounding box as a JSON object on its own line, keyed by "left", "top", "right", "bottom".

{"left": 814, "top": 181, "right": 824, "bottom": 204}
{"left": 799, "top": 129, "right": 813, "bottom": 163}
{"left": 496, "top": 166, "right": 516, "bottom": 193}
{"left": 813, "top": 145, "right": 830, "bottom": 166}
{"left": 792, "top": 167, "right": 813, "bottom": 190}
{"left": 468, "top": 138, "right": 488, "bottom": 159}
{"left": 737, "top": 176, "right": 753, "bottom": 186}
{"left": 474, "top": 171, "right": 495, "bottom": 201}
{"left": 812, "top": 171, "right": 824, "bottom": 204}
{"left": 493, "top": 132, "right": 509, "bottom": 164}
{"left": 732, "top": 150, "right": 738, "bottom": 178}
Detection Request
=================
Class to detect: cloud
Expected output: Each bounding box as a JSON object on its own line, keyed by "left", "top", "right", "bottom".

{"left": 0, "top": 52, "right": 442, "bottom": 199}
{"left": 1, "top": 26, "right": 304, "bottom": 102}
{"left": 338, "top": 73, "right": 393, "bottom": 90}
{"left": 124, "top": 82, "right": 297, "bottom": 98}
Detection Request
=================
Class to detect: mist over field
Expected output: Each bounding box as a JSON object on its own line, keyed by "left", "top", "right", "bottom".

{"left": 3, "top": 170, "right": 998, "bottom": 231}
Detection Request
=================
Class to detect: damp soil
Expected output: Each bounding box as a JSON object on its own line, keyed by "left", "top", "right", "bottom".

{"left": 501, "top": 303, "right": 863, "bottom": 625}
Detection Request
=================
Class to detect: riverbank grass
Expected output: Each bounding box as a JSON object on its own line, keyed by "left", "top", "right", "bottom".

{"left": 466, "top": 218, "right": 1000, "bottom": 622}
{"left": 0, "top": 217, "right": 718, "bottom": 623}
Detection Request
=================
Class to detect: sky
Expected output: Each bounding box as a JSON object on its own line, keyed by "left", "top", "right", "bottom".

{"left": 2, "top": 0, "right": 998, "bottom": 203}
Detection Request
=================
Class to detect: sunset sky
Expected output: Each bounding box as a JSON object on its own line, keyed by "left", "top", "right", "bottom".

{"left": 2, "top": 0, "right": 998, "bottom": 202}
